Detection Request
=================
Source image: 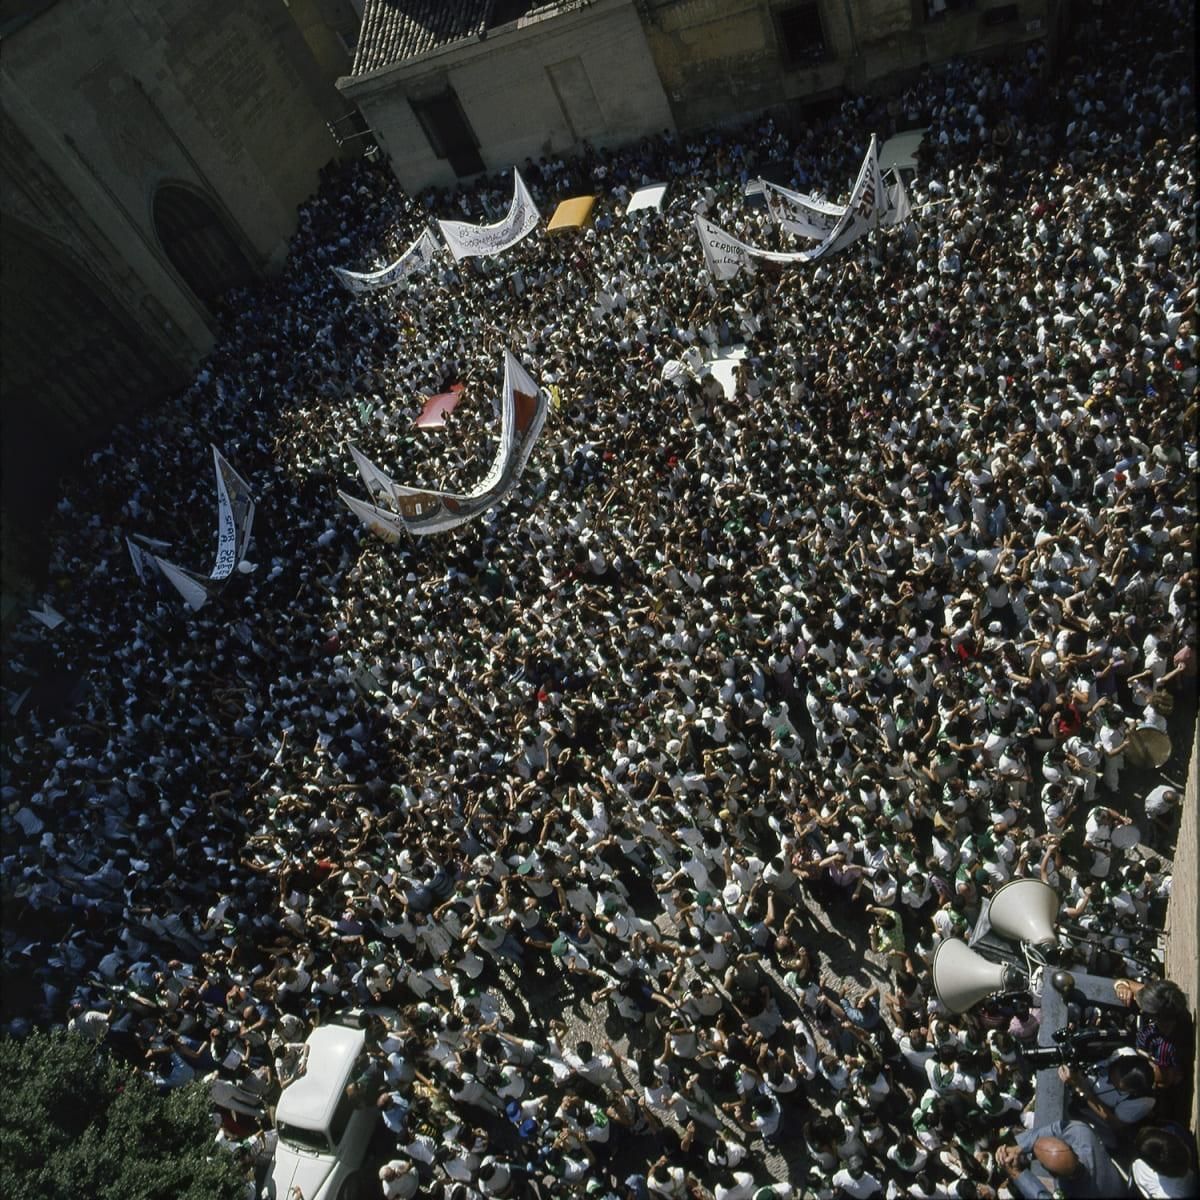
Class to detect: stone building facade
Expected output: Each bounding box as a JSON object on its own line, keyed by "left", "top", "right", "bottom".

{"left": 339, "top": 0, "right": 1065, "bottom": 193}
{"left": 639, "top": 0, "right": 1065, "bottom": 131}
{"left": 0, "top": 0, "right": 346, "bottom": 601}
{"left": 1164, "top": 725, "right": 1198, "bottom": 1133}
{"left": 339, "top": 0, "right": 674, "bottom": 195}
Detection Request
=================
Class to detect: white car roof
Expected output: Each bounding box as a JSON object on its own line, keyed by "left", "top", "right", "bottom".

{"left": 275, "top": 1023, "right": 365, "bottom": 1131}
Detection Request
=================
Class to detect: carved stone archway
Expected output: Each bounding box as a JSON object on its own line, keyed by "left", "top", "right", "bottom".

{"left": 152, "top": 183, "right": 258, "bottom": 314}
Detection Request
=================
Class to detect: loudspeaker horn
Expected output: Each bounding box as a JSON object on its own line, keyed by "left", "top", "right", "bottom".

{"left": 931, "top": 938, "right": 1019, "bottom": 1014}
{"left": 988, "top": 878, "right": 1059, "bottom": 949}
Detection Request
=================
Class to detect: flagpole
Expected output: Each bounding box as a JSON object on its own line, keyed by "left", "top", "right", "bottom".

{"left": 872, "top": 136, "right": 881, "bottom": 260}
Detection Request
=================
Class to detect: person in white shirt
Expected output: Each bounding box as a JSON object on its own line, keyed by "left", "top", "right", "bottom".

{"left": 707, "top": 1135, "right": 748, "bottom": 1170}
{"left": 477, "top": 1156, "right": 515, "bottom": 1198}
{"left": 378, "top": 1159, "right": 419, "bottom": 1200}
{"left": 1093, "top": 701, "right": 1129, "bottom": 793}
{"left": 886, "top": 1137, "right": 929, "bottom": 1176}
{"left": 562, "top": 1038, "right": 621, "bottom": 1090}
{"left": 646, "top": 1156, "right": 689, "bottom": 1198}
{"left": 1084, "top": 804, "right": 1134, "bottom": 878}
{"left": 713, "top": 1169, "right": 757, "bottom": 1200}
{"left": 682, "top": 976, "right": 724, "bottom": 1021}
{"left": 1143, "top": 785, "right": 1181, "bottom": 845}
{"left": 832, "top": 1156, "right": 883, "bottom": 1199}
{"left": 1131, "top": 1125, "right": 1197, "bottom": 1198}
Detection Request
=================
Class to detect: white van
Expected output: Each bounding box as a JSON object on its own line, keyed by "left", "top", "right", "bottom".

{"left": 263, "top": 1020, "right": 377, "bottom": 1200}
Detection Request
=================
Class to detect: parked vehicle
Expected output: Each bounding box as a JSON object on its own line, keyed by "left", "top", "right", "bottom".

{"left": 262, "top": 1019, "right": 376, "bottom": 1200}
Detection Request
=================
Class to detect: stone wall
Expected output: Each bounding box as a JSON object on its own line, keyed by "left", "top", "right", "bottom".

{"left": 1163, "top": 722, "right": 1199, "bottom": 1133}
{"left": 640, "top": 0, "right": 1062, "bottom": 130}
{"left": 2, "top": 1, "right": 340, "bottom": 291}
{"left": 639, "top": 0, "right": 794, "bottom": 133}
{"left": 344, "top": 0, "right": 1064, "bottom": 192}
{"left": 0, "top": 0, "right": 344, "bottom": 607}
{"left": 343, "top": 0, "right": 674, "bottom": 194}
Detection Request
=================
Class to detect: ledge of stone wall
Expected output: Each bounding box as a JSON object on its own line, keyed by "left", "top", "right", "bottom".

{"left": 1163, "top": 719, "right": 1198, "bottom": 1139}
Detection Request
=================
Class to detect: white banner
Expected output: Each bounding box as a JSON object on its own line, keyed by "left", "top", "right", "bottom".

{"left": 437, "top": 170, "right": 540, "bottom": 263}
{"left": 340, "top": 351, "right": 547, "bottom": 539}
{"left": 154, "top": 558, "right": 210, "bottom": 611}
{"left": 885, "top": 173, "right": 912, "bottom": 228}
{"left": 139, "top": 449, "right": 253, "bottom": 609}
{"left": 696, "top": 215, "right": 755, "bottom": 280}
{"left": 699, "top": 137, "right": 888, "bottom": 279}
{"left": 626, "top": 183, "right": 668, "bottom": 215}
{"left": 126, "top": 537, "right": 160, "bottom": 585}
{"left": 695, "top": 215, "right": 814, "bottom": 280}
{"left": 210, "top": 446, "right": 255, "bottom": 581}
{"left": 398, "top": 349, "right": 546, "bottom": 535}
{"left": 806, "top": 135, "right": 886, "bottom": 261}
{"left": 338, "top": 491, "right": 409, "bottom": 543}
{"left": 763, "top": 181, "right": 844, "bottom": 240}
{"left": 333, "top": 228, "right": 442, "bottom": 293}
{"left": 28, "top": 603, "right": 66, "bottom": 630}
{"left": 348, "top": 442, "right": 401, "bottom": 504}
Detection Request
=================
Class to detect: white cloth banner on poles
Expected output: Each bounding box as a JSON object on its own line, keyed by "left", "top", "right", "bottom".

{"left": 763, "top": 181, "right": 844, "bottom": 240}
{"left": 28, "top": 603, "right": 66, "bottom": 630}
{"left": 697, "top": 136, "right": 888, "bottom": 279}
{"left": 696, "top": 216, "right": 755, "bottom": 280}
{"left": 695, "top": 215, "right": 812, "bottom": 281}
{"left": 143, "top": 447, "right": 254, "bottom": 609}
{"left": 210, "top": 445, "right": 255, "bottom": 581}
{"left": 348, "top": 442, "right": 402, "bottom": 504}
{"left": 885, "top": 172, "right": 912, "bottom": 228}
{"left": 341, "top": 350, "right": 547, "bottom": 539}
{"left": 437, "top": 170, "right": 540, "bottom": 263}
{"left": 626, "top": 183, "right": 669, "bottom": 215}
{"left": 337, "top": 491, "right": 409, "bottom": 544}
{"left": 763, "top": 138, "right": 885, "bottom": 251}
{"left": 806, "top": 134, "right": 887, "bottom": 261}
{"left": 126, "top": 537, "right": 161, "bottom": 585}
{"left": 153, "top": 558, "right": 211, "bottom": 611}
{"left": 333, "top": 228, "right": 442, "bottom": 293}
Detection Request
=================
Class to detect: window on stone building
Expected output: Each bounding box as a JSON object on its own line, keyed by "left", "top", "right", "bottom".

{"left": 489, "top": 0, "right": 534, "bottom": 27}
{"left": 776, "top": 2, "right": 830, "bottom": 66}
{"left": 410, "top": 89, "right": 485, "bottom": 178}
{"left": 981, "top": 3, "right": 1020, "bottom": 25}
{"left": 152, "top": 185, "right": 257, "bottom": 315}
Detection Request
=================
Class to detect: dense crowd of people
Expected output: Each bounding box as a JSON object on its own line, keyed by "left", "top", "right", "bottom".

{"left": 2, "top": 1, "right": 1196, "bottom": 1197}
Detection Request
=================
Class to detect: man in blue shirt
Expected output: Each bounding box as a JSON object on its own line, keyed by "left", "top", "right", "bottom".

{"left": 995, "top": 1119, "right": 1129, "bottom": 1198}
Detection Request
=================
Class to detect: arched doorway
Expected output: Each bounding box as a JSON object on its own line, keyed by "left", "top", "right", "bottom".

{"left": 152, "top": 184, "right": 258, "bottom": 313}
{"left": 0, "top": 223, "right": 174, "bottom": 589}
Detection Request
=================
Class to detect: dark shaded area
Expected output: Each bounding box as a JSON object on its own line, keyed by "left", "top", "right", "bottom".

{"left": 0, "top": 222, "right": 174, "bottom": 597}
{"left": 152, "top": 185, "right": 258, "bottom": 315}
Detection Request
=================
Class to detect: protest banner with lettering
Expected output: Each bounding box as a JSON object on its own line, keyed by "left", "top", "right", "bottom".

{"left": 334, "top": 228, "right": 441, "bottom": 293}
{"left": 340, "top": 351, "right": 547, "bottom": 539}
{"left": 438, "top": 170, "right": 540, "bottom": 262}
{"left": 763, "top": 181, "right": 844, "bottom": 240}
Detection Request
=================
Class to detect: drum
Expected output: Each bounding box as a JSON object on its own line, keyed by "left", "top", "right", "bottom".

{"left": 1126, "top": 725, "right": 1171, "bottom": 768}
{"left": 1111, "top": 824, "right": 1141, "bottom": 851}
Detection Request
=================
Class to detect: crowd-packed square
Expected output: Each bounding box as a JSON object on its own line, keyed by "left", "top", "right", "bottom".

{"left": 2, "top": 2, "right": 1195, "bottom": 1198}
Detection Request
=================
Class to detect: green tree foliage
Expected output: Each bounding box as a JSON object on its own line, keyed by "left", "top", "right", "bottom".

{"left": 0, "top": 1029, "right": 247, "bottom": 1200}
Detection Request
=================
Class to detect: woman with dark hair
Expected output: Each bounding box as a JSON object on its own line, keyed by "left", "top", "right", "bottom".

{"left": 1115, "top": 977, "right": 1190, "bottom": 1087}
{"left": 1132, "top": 1125, "right": 1197, "bottom": 1198}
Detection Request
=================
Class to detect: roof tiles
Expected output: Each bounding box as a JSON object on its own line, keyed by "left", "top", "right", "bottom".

{"left": 352, "top": 0, "right": 494, "bottom": 75}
